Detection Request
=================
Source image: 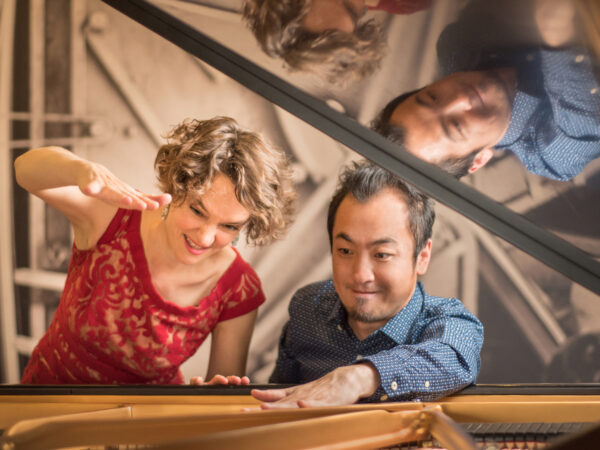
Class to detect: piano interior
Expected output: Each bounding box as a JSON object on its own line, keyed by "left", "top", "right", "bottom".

{"left": 1, "top": 0, "right": 599, "bottom": 448}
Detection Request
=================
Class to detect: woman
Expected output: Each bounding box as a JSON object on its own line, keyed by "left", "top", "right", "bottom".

{"left": 15, "top": 117, "right": 296, "bottom": 385}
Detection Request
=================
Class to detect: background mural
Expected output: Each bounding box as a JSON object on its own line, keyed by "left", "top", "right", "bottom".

{"left": 1, "top": 0, "right": 598, "bottom": 385}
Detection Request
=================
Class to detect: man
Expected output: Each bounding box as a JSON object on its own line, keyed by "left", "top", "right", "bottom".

{"left": 372, "top": 0, "right": 600, "bottom": 180}
{"left": 251, "top": 160, "right": 483, "bottom": 408}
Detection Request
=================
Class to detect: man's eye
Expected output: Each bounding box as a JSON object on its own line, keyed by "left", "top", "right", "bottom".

{"left": 375, "top": 252, "right": 391, "bottom": 259}
{"left": 337, "top": 248, "right": 351, "bottom": 255}
{"left": 428, "top": 92, "right": 437, "bottom": 102}
{"left": 451, "top": 119, "right": 464, "bottom": 138}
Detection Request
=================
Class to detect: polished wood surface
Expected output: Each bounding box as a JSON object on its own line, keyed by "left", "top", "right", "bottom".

{"left": 1, "top": 385, "right": 599, "bottom": 449}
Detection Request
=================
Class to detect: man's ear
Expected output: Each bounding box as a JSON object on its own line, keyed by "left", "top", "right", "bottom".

{"left": 415, "top": 239, "right": 432, "bottom": 276}
{"left": 468, "top": 148, "right": 494, "bottom": 174}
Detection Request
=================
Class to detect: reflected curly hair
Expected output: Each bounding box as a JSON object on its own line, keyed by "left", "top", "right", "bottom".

{"left": 243, "top": 0, "right": 386, "bottom": 86}
{"left": 155, "top": 117, "right": 297, "bottom": 246}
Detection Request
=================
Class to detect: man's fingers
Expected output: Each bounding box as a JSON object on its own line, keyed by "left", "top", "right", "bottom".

{"left": 297, "top": 399, "right": 330, "bottom": 408}
{"left": 241, "top": 406, "right": 262, "bottom": 412}
{"left": 250, "top": 388, "right": 290, "bottom": 402}
{"left": 259, "top": 401, "right": 299, "bottom": 410}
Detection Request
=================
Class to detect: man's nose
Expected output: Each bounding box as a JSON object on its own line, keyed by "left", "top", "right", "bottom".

{"left": 441, "top": 91, "right": 472, "bottom": 112}
{"left": 352, "top": 255, "right": 375, "bottom": 284}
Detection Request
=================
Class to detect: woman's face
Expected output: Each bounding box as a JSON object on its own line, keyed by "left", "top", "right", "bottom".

{"left": 165, "top": 173, "right": 250, "bottom": 264}
{"left": 302, "top": 0, "right": 367, "bottom": 34}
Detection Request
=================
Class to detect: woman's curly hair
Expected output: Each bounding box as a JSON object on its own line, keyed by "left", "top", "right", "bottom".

{"left": 155, "top": 117, "right": 297, "bottom": 246}
{"left": 243, "top": 0, "right": 386, "bottom": 86}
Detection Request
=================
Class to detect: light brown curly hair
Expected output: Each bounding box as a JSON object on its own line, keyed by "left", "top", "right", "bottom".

{"left": 155, "top": 117, "right": 297, "bottom": 246}
{"left": 243, "top": 0, "right": 386, "bottom": 86}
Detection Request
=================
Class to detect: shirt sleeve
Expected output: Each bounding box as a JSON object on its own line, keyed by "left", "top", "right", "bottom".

{"left": 269, "top": 321, "right": 300, "bottom": 384}
{"left": 517, "top": 48, "right": 600, "bottom": 180}
{"left": 362, "top": 301, "right": 484, "bottom": 402}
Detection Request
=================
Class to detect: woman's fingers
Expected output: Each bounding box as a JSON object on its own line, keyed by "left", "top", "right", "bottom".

{"left": 79, "top": 167, "right": 171, "bottom": 211}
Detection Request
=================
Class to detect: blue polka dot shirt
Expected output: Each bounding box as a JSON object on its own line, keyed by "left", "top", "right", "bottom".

{"left": 270, "top": 280, "right": 484, "bottom": 402}
{"left": 496, "top": 47, "right": 600, "bottom": 181}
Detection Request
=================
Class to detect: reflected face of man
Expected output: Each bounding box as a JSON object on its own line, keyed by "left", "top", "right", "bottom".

{"left": 302, "top": 0, "right": 367, "bottom": 34}
{"left": 389, "top": 69, "right": 516, "bottom": 166}
{"left": 331, "top": 189, "right": 431, "bottom": 339}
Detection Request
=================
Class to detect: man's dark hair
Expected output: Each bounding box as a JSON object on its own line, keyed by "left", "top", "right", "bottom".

{"left": 371, "top": 89, "right": 479, "bottom": 179}
{"left": 327, "top": 160, "right": 435, "bottom": 261}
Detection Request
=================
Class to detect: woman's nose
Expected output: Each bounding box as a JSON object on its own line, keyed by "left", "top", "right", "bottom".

{"left": 194, "top": 226, "right": 216, "bottom": 247}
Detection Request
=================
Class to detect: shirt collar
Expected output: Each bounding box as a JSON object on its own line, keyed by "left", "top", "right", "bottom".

{"left": 379, "top": 282, "right": 424, "bottom": 343}
{"left": 328, "top": 281, "right": 425, "bottom": 342}
{"left": 496, "top": 88, "right": 540, "bottom": 148}
{"left": 327, "top": 294, "right": 347, "bottom": 325}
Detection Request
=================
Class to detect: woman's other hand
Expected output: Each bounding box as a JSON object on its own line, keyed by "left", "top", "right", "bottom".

{"left": 190, "top": 375, "right": 251, "bottom": 386}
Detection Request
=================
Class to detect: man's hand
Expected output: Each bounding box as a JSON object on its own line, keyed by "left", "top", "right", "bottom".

{"left": 190, "top": 375, "right": 250, "bottom": 385}
{"left": 250, "top": 363, "right": 380, "bottom": 409}
{"left": 535, "top": 0, "right": 577, "bottom": 47}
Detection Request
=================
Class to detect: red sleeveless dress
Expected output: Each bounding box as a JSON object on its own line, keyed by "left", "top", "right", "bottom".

{"left": 21, "top": 208, "right": 265, "bottom": 384}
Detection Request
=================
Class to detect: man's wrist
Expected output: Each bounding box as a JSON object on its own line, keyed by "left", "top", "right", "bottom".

{"left": 350, "top": 362, "right": 381, "bottom": 399}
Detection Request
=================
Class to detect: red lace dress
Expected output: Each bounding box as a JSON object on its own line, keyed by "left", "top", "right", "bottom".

{"left": 21, "top": 208, "right": 265, "bottom": 384}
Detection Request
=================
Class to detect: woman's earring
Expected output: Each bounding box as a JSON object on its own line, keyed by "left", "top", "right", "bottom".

{"left": 232, "top": 235, "right": 239, "bottom": 246}
{"left": 161, "top": 204, "right": 170, "bottom": 220}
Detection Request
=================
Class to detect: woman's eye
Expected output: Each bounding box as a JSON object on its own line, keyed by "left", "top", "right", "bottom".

{"left": 225, "top": 224, "right": 240, "bottom": 232}
{"left": 190, "top": 206, "right": 204, "bottom": 217}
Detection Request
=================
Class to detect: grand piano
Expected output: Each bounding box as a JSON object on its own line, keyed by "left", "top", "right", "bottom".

{"left": 1, "top": 0, "right": 600, "bottom": 448}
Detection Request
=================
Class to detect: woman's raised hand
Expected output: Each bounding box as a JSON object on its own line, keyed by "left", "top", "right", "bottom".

{"left": 190, "top": 375, "right": 251, "bottom": 386}
{"left": 78, "top": 161, "right": 171, "bottom": 211}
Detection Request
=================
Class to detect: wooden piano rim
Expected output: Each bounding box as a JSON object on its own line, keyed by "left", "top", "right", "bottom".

{"left": 1, "top": 383, "right": 600, "bottom": 397}
{"left": 1, "top": 384, "right": 600, "bottom": 427}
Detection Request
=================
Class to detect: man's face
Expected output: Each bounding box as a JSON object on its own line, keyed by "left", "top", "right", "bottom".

{"left": 390, "top": 69, "right": 515, "bottom": 167}
{"left": 331, "top": 189, "right": 431, "bottom": 337}
{"left": 302, "top": 0, "right": 367, "bottom": 34}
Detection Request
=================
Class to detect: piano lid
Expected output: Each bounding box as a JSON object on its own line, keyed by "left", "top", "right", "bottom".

{"left": 102, "top": 0, "right": 600, "bottom": 294}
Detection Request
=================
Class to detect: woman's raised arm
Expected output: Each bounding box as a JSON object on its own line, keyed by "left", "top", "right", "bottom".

{"left": 14, "top": 146, "right": 170, "bottom": 248}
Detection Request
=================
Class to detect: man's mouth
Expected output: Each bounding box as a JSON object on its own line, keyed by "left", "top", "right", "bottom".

{"left": 350, "top": 287, "right": 379, "bottom": 296}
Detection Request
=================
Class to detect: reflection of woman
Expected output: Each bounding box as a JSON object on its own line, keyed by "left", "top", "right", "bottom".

{"left": 16, "top": 117, "right": 296, "bottom": 385}
{"left": 243, "top": 0, "right": 388, "bottom": 86}
{"left": 243, "top": 0, "right": 432, "bottom": 85}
